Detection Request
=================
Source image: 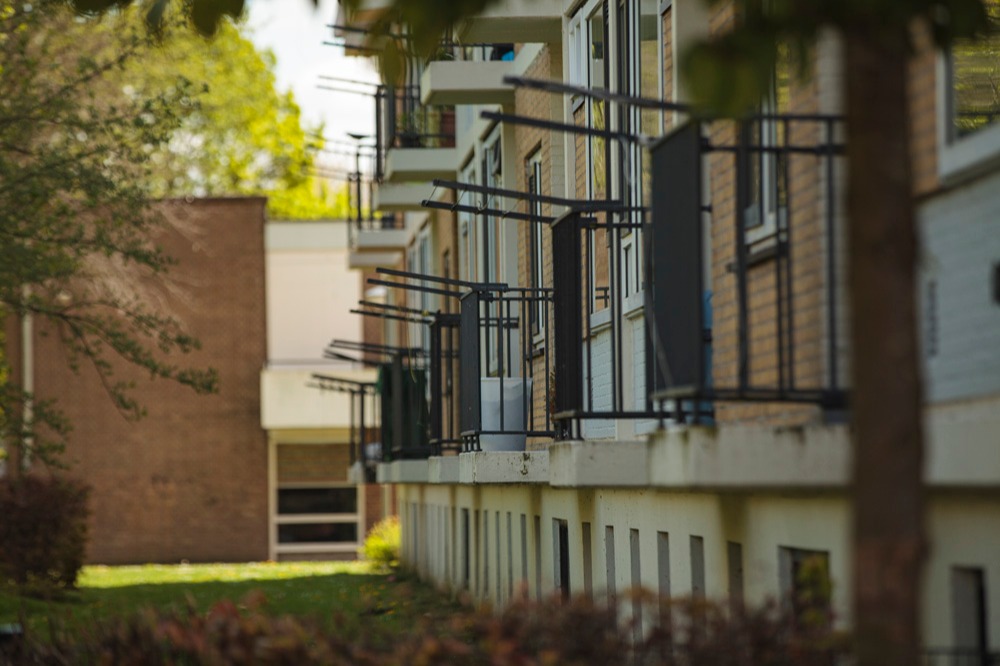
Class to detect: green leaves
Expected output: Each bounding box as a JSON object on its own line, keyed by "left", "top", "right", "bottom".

{"left": 0, "top": 2, "right": 220, "bottom": 467}
{"left": 66, "top": 0, "right": 249, "bottom": 35}
{"left": 681, "top": 0, "right": 993, "bottom": 115}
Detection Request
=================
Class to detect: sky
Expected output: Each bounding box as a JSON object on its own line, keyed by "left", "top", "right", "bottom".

{"left": 245, "top": 0, "right": 380, "bottom": 179}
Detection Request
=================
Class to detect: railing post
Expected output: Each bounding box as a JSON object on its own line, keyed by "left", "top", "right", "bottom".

{"left": 429, "top": 316, "right": 445, "bottom": 454}
{"left": 459, "top": 291, "right": 482, "bottom": 450}
{"left": 551, "top": 211, "right": 584, "bottom": 438}
{"left": 647, "top": 122, "right": 705, "bottom": 399}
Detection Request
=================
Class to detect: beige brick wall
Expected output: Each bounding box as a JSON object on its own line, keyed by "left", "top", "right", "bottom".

{"left": 276, "top": 444, "right": 351, "bottom": 484}
{"left": 707, "top": 3, "right": 828, "bottom": 426}
{"left": 26, "top": 197, "right": 269, "bottom": 564}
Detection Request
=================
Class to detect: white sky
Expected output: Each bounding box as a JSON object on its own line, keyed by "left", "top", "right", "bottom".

{"left": 245, "top": 0, "right": 379, "bottom": 179}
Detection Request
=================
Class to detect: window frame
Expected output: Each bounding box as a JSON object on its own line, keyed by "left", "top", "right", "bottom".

{"left": 527, "top": 150, "right": 546, "bottom": 339}
{"left": 275, "top": 481, "right": 362, "bottom": 548}
{"left": 937, "top": 43, "right": 1000, "bottom": 182}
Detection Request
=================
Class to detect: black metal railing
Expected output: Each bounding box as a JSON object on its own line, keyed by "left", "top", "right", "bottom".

{"left": 550, "top": 210, "right": 700, "bottom": 440}
{"left": 375, "top": 84, "right": 455, "bottom": 179}
{"left": 378, "top": 352, "right": 432, "bottom": 460}
{"left": 347, "top": 213, "right": 402, "bottom": 249}
{"left": 358, "top": 268, "right": 555, "bottom": 458}
{"left": 459, "top": 285, "right": 554, "bottom": 451}
{"left": 922, "top": 648, "right": 1000, "bottom": 666}
{"left": 458, "top": 286, "right": 554, "bottom": 452}
{"left": 309, "top": 374, "right": 380, "bottom": 482}
{"left": 646, "top": 114, "right": 848, "bottom": 412}
{"left": 428, "top": 313, "right": 462, "bottom": 455}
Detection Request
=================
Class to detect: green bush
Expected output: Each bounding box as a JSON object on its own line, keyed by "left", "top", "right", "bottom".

{"left": 0, "top": 475, "right": 90, "bottom": 595}
{"left": 361, "top": 516, "right": 400, "bottom": 570}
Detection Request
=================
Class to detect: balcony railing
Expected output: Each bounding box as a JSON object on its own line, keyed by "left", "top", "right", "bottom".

{"left": 546, "top": 113, "right": 847, "bottom": 438}
{"left": 646, "top": 116, "right": 848, "bottom": 412}
{"left": 428, "top": 313, "right": 461, "bottom": 454}
{"left": 376, "top": 84, "right": 455, "bottom": 180}
{"left": 458, "top": 286, "right": 554, "bottom": 452}
{"left": 309, "top": 373, "right": 380, "bottom": 482}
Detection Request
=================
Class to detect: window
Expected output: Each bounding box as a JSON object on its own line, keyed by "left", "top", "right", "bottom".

{"left": 527, "top": 151, "right": 546, "bottom": 335}
{"left": 948, "top": 1, "right": 1000, "bottom": 140}
{"left": 275, "top": 483, "right": 360, "bottom": 547}
{"left": 689, "top": 535, "right": 705, "bottom": 598}
{"left": 481, "top": 130, "right": 503, "bottom": 374}
{"left": 741, "top": 40, "right": 791, "bottom": 243}
{"left": 951, "top": 567, "right": 988, "bottom": 659}
{"left": 941, "top": 0, "right": 1000, "bottom": 177}
{"left": 605, "top": 525, "right": 617, "bottom": 609}
{"left": 459, "top": 161, "right": 477, "bottom": 282}
{"left": 582, "top": 522, "right": 594, "bottom": 597}
{"left": 554, "top": 518, "right": 570, "bottom": 600}
{"left": 727, "top": 541, "right": 744, "bottom": 604}
{"left": 277, "top": 487, "right": 357, "bottom": 515}
{"left": 778, "top": 547, "right": 832, "bottom": 626}
{"left": 657, "top": 531, "right": 671, "bottom": 598}
{"left": 630, "top": 528, "right": 643, "bottom": 642}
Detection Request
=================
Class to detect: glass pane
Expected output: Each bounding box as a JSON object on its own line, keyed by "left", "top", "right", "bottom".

{"left": 639, "top": 0, "right": 660, "bottom": 136}
{"left": 278, "top": 488, "right": 357, "bottom": 515}
{"left": 951, "top": 0, "right": 1000, "bottom": 138}
{"left": 278, "top": 522, "right": 358, "bottom": 544}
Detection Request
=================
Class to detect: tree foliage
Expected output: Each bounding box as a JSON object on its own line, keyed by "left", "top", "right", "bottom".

{"left": 0, "top": 1, "right": 219, "bottom": 467}
{"left": 122, "top": 18, "right": 345, "bottom": 219}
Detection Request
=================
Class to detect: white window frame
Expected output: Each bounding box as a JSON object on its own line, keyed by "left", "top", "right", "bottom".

{"left": 274, "top": 481, "right": 362, "bottom": 556}
{"left": 481, "top": 126, "right": 504, "bottom": 375}
{"left": 459, "top": 160, "right": 478, "bottom": 283}
{"left": 937, "top": 48, "right": 1000, "bottom": 182}
{"left": 527, "top": 151, "right": 546, "bottom": 339}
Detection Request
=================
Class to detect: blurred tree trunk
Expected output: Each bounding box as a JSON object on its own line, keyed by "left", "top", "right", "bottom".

{"left": 844, "top": 26, "right": 926, "bottom": 666}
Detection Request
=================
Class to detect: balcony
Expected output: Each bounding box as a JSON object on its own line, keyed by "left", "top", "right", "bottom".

{"left": 384, "top": 146, "right": 456, "bottom": 182}
{"left": 420, "top": 59, "right": 515, "bottom": 107}
{"left": 260, "top": 365, "right": 376, "bottom": 433}
{"left": 335, "top": 0, "right": 392, "bottom": 27}
{"left": 375, "top": 85, "right": 455, "bottom": 184}
{"left": 458, "top": 0, "right": 562, "bottom": 44}
{"left": 374, "top": 182, "right": 437, "bottom": 211}
{"left": 347, "top": 215, "right": 406, "bottom": 269}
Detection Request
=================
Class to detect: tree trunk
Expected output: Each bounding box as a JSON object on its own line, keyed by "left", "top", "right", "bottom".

{"left": 844, "top": 28, "right": 927, "bottom": 666}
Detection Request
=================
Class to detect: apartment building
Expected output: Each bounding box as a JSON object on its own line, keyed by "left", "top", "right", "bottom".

{"left": 9, "top": 200, "right": 384, "bottom": 563}
{"left": 336, "top": 0, "right": 1000, "bottom": 657}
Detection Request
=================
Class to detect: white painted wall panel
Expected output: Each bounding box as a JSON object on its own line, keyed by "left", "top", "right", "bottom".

{"left": 919, "top": 171, "right": 1000, "bottom": 403}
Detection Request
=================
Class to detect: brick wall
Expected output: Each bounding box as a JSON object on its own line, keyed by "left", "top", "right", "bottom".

{"left": 276, "top": 444, "right": 351, "bottom": 484}
{"left": 707, "top": 3, "right": 831, "bottom": 426}
{"left": 514, "top": 45, "right": 558, "bottom": 447}
{"left": 26, "top": 197, "right": 269, "bottom": 564}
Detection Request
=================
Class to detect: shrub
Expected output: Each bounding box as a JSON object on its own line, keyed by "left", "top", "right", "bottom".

{"left": 0, "top": 475, "right": 90, "bottom": 594}
{"left": 361, "top": 516, "right": 400, "bottom": 570}
{"left": 11, "top": 589, "right": 850, "bottom": 665}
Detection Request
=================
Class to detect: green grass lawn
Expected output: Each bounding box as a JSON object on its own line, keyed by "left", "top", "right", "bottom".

{"left": 0, "top": 561, "right": 459, "bottom": 641}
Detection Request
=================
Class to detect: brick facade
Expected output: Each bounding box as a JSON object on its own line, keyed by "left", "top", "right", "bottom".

{"left": 25, "top": 197, "right": 269, "bottom": 564}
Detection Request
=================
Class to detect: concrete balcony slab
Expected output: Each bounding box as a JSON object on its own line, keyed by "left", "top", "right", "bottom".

{"left": 384, "top": 147, "right": 457, "bottom": 183}
{"left": 459, "top": 0, "right": 562, "bottom": 43}
{"left": 428, "top": 456, "right": 461, "bottom": 483}
{"left": 548, "top": 440, "right": 650, "bottom": 487}
{"left": 375, "top": 182, "right": 436, "bottom": 212}
{"left": 647, "top": 424, "right": 851, "bottom": 489}
{"left": 347, "top": 248, "right": 403, "bottom": 270}
{"left": 420, "top": 60, "right": 515, "bottom": 106}
{"left": 458, "top": 451, "right": 549, "bottom": 484}
{"left": 377, "top": 459, "right": 430, "bottom": 484}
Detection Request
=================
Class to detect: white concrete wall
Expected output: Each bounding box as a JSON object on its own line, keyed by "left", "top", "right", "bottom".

{"left": 397, "top": 480, "right": 1000, "bottom": 652}
{"left": 398, "top": 483, "right": 853, "bottom": 622}
{"left": 919, "top": 172, "right": 1000, "bottom": 403}
{"left": 266, "top": 220, "right": 362, "bottom": 365}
